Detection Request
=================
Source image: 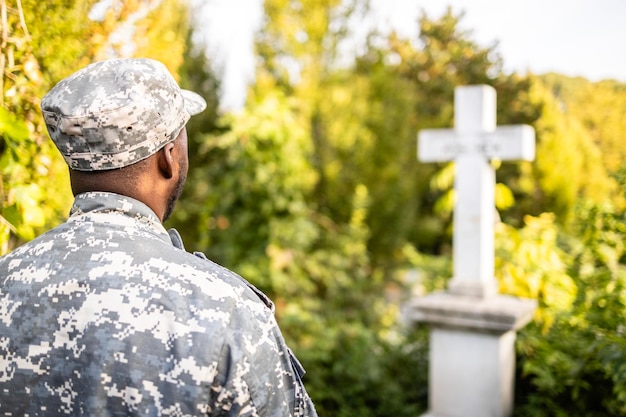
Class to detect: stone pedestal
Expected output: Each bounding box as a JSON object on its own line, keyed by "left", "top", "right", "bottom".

{"left": 410, "top": 292, "right": 536, "bottom": 417}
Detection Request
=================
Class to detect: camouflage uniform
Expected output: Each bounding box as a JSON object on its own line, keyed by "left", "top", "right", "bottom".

{"left": 0, "top": 192, "right": 317, "bottom": 416}
{"left": 0, "top": 59, "right": 318, "bottom": 416}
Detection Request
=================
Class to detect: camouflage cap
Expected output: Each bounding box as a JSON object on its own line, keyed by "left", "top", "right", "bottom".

{"left": 41, "top": 58, "right": 207, "bottom": 171}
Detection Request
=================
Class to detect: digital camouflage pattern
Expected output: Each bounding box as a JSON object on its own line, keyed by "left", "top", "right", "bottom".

{"left": 0, "top": 192, "right": 318, "bottom": 416}
{"left": 40, "top": 58, "right": 207, "bottom": 171}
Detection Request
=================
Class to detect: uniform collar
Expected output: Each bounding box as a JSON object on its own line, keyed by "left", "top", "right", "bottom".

{"left": 69, "top": 191, "right": 172, "bottom": 245}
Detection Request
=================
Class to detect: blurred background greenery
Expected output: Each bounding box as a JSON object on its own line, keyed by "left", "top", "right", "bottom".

{"left": 1, "top": 1, "right": 625, "bottom": 416}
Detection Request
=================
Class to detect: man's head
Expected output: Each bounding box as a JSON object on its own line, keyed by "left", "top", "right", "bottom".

{"left": 41, "top": 58, "right": 206, "bottom": 221}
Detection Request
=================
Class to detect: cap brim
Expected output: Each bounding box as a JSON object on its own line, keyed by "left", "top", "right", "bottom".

{"left": 182, "top": 89, "right": 207, "bottom": 116}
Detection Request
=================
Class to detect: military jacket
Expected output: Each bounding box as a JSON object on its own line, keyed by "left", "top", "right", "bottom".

{"left": 0, "top": 192, "right": 318, "bottom": 417}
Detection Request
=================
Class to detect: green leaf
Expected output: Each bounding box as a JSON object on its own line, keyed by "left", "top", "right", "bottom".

{"left": 0, "top": 107, "right": 30, "bottom": 143}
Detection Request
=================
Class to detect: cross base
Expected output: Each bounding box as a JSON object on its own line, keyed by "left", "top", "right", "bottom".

{"left": 410, "top": 292, "right": 537, "bottom": 417}
{"left": 410, "top": 292, "right": 536, "bottom": 333}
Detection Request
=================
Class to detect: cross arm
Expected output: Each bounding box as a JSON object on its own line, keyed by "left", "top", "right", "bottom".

{"left": 484, "top": 125, "right": 535, "bottom": 162}
{"left": 417, "top": 129, "right": 461, "bottom": 163}
{"left": 417, "top": 124, "right": 535, "bottom": 163}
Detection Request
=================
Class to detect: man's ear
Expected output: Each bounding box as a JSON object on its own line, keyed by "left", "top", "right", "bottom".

{"left": 158, "top": 142, "right": 176, "bottom": 179}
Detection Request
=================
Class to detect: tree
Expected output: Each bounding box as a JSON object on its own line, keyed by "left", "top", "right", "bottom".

{"left": 519, "top": 76, "right": 617, "bottom": 225}
{"left": 1, "top": 0, "right": 75, "bottom": 253}
{"left": 169, "top": 23, "right": 225, "bottom": 247}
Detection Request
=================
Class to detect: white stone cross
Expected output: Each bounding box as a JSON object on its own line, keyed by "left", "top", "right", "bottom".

{"left": 418, "top": 85, "right": 535, "bottom": 298}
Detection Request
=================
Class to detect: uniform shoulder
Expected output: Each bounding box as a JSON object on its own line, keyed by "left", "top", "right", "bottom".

{"left": 154, "top": 244, "right": 274, "bottom": 312}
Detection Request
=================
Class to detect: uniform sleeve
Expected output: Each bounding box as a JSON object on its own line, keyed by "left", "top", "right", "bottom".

{"left": 206, "top": 302, "right": 317, "bottom": 417}
{"left": 188, "top": 250, "right": 317, "bottom": 417}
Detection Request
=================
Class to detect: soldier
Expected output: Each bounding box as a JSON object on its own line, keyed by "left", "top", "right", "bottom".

{"left": 0, "top": 58, "right": 318, "bottom": 417}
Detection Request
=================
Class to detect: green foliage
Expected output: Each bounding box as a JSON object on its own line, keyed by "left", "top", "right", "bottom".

{"left": 0, "top": 107, "right": 50, "bottom": 242}
{"left": 173, "top": 93, "right": 316, "bottom": 265}
{"left": 496, "top": 214, "right": 576, "bottom": 329}
{"left": 1, "top": 0, "right": 74, "bottom": 253}
{"left": 21, "top": 0, "right": 100, "bottom": 83}
{"left": 169, "top": 23, "right": 225, "bottom": 244}
{"left": 543, "top": 75, "right": 626, "bottom": 179}
{"left": 495, "top": 203, "right": 626, "bottom": 416}
{"left": 178, "top": 27, "right": 222, "bottom": 138}
{"left": 301, "top": 325, "right": 429, "bottom": 417}
{"left": 527, "top": 77, "right": 617, "bottom": 225}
